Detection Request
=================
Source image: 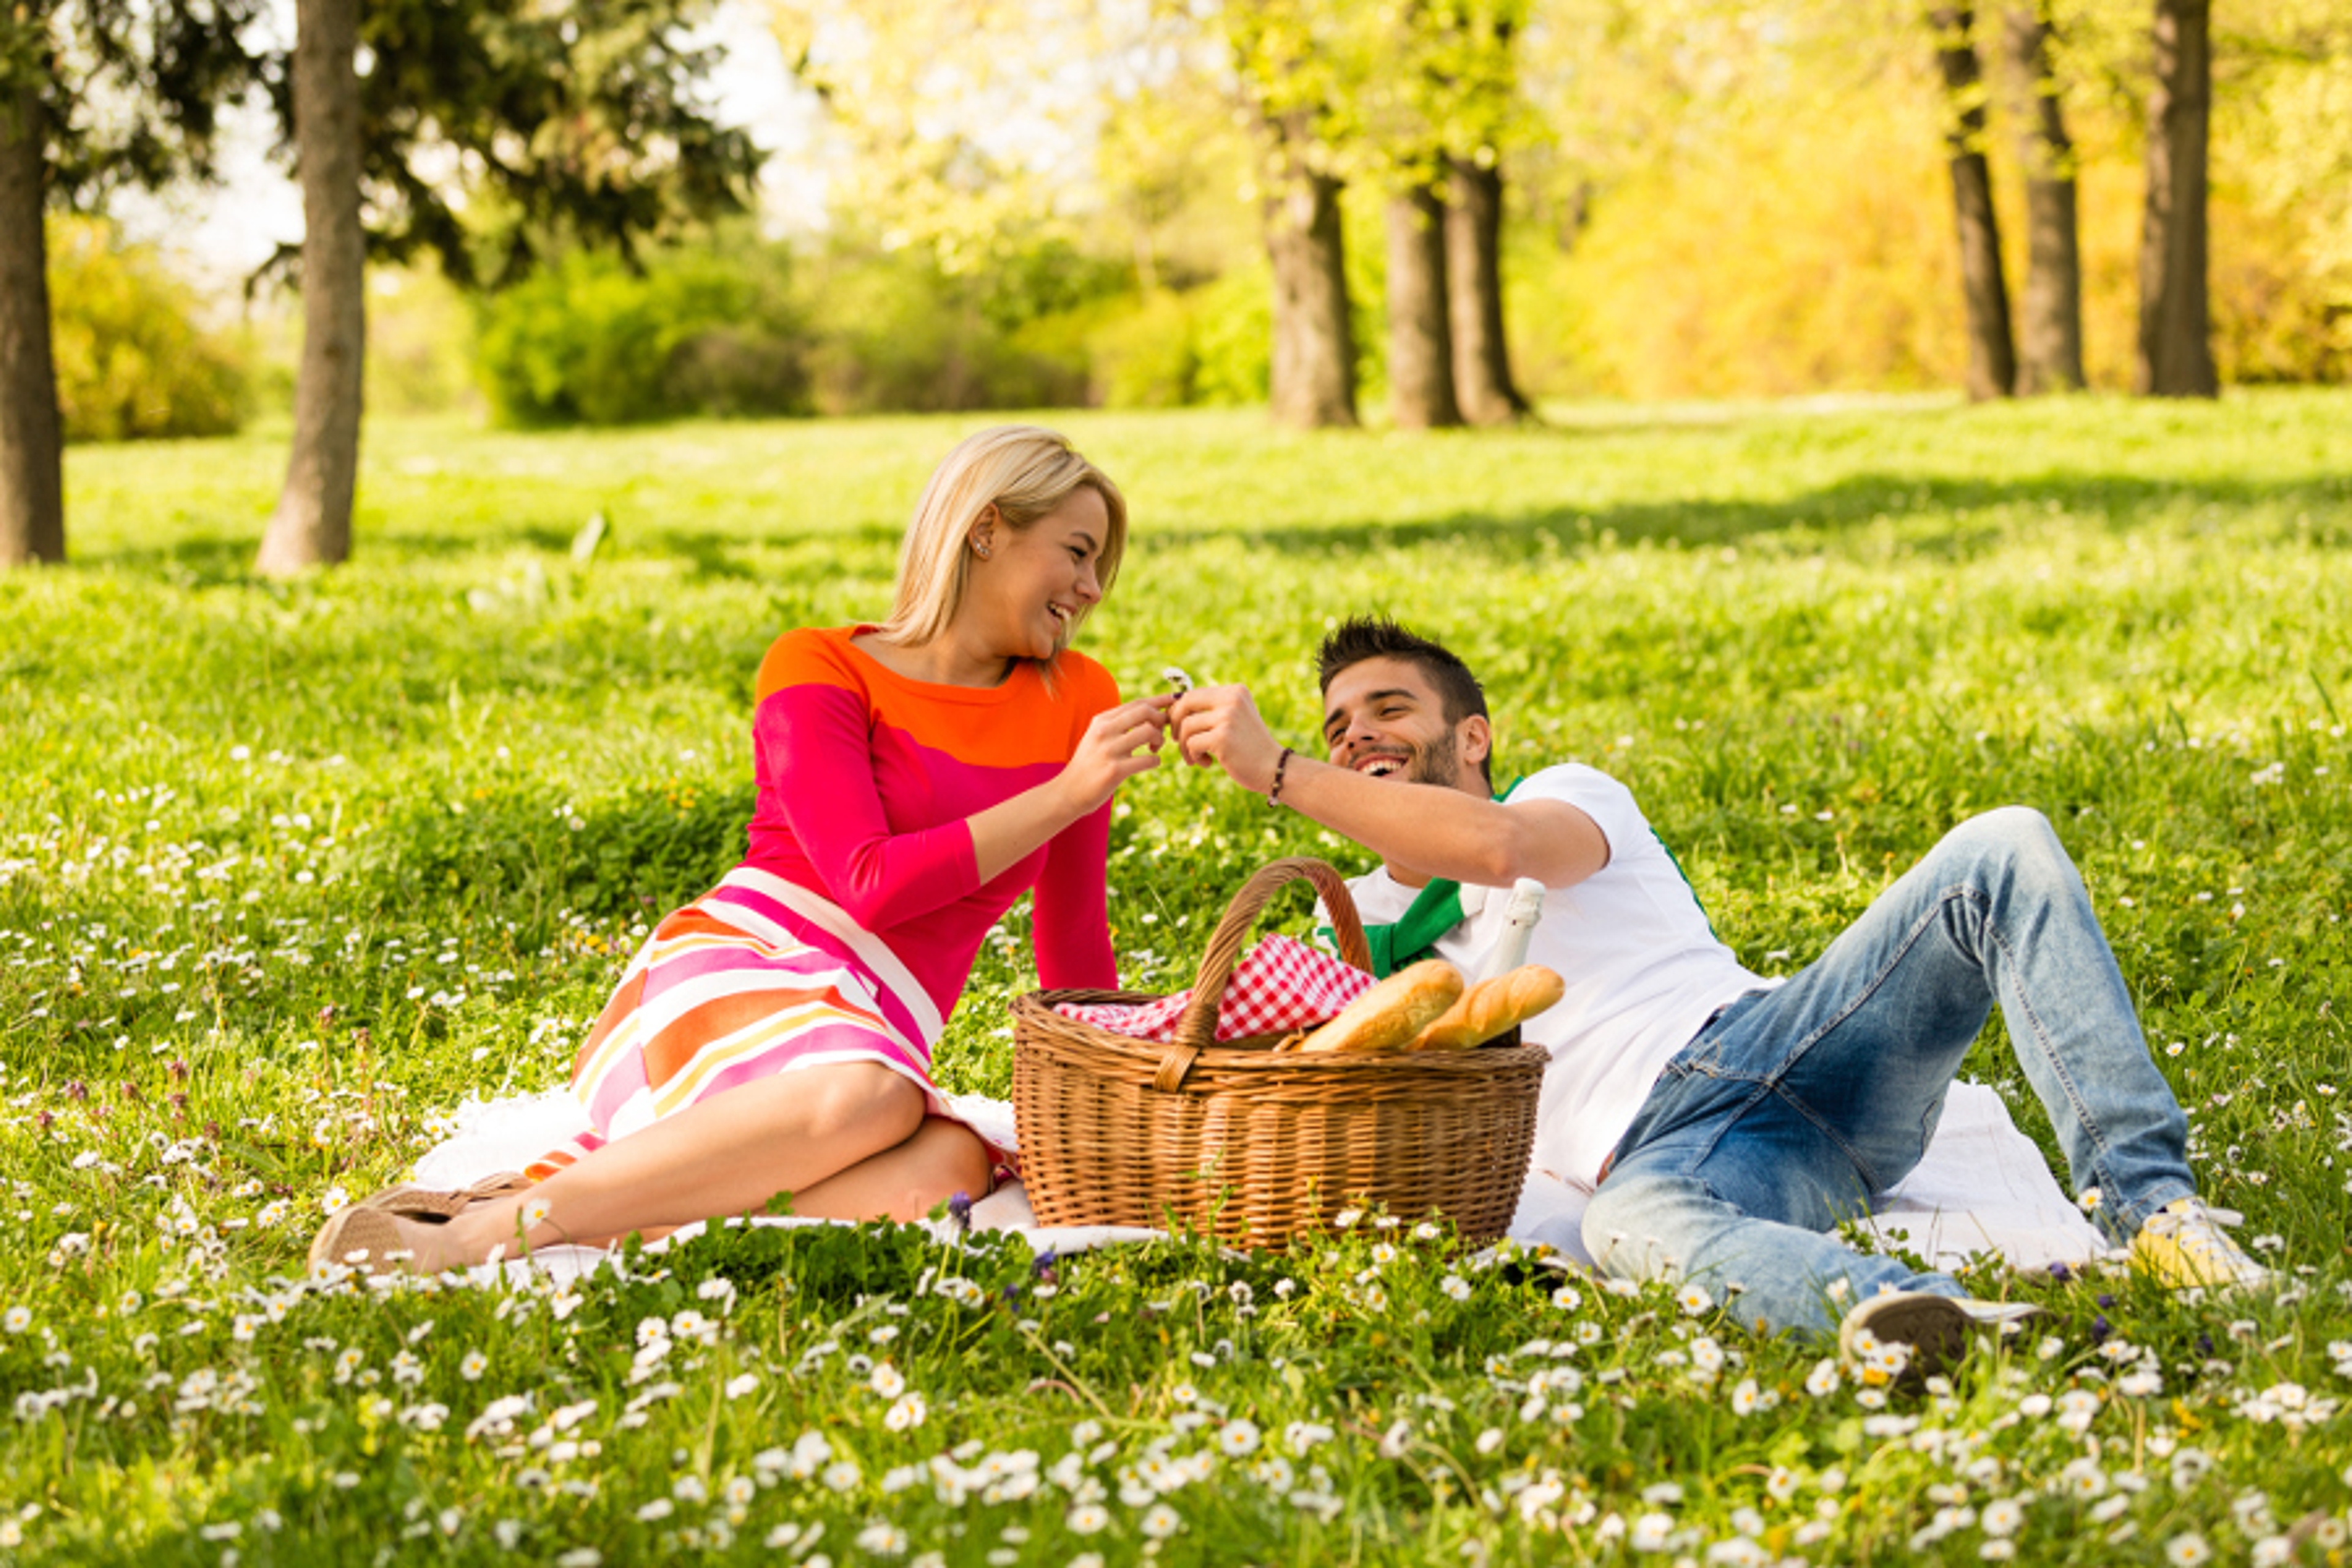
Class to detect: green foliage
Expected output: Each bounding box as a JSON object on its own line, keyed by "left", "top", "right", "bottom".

{"left": 1186, "top": 268, "right": 1278, "bottom": 405}
{"left": 798, "top": 244, "right": 1094, "bottom": 417}
{"left": 1080, "top": 291, "right": 1205, "bottom": 409}
{"left": 363, "top": 264, "right": 480, "bottom": 418}
{"left": 322, "top": 0, "right": 758, "bottom": 290}
{"left": 473, "top": 240, "right": 809, "bottom": 426}
{"left": 10, "top": 0, "right": 265, "bottom": 194}
{"left": 46, "top": 216, "right": 247, "bottom": 442}
{"left": 7, "top": 395, "right": 2352, "bottom": 1560}
{"left": 374, "top": 777, "right": 756, "bottom": 927}
{"left": 1026, "top": 273, "right": 1275, "bottom": 410}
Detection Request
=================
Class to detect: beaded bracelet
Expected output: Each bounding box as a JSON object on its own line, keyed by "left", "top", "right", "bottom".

{"left": 1268, "top": 745, "right": 1295, "bottom": 807}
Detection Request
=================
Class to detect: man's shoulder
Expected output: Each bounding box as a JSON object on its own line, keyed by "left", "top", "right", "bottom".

{"left": 1508, "top": 762, "right": 1646, "bottom": 819}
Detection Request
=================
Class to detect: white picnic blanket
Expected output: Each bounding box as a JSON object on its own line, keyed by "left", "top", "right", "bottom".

{"left": 409, "top": 1080, "right": 2108, "bottom": 1286}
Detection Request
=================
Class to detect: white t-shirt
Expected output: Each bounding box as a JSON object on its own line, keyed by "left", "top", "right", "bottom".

{"left": 1341, "top": 764, "right": 1768, "bottom": 1187}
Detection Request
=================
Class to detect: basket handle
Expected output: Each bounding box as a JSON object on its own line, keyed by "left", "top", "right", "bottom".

{"left": 1152, "top": 856, "right": 1373, "bottom": 1091}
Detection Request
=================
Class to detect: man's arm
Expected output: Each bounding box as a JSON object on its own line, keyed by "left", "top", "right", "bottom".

{"left": 1276, "top": 752, "right": 1608, "bottom": 888}
{"left": 1170, "top": 684, "right": 1610, "bottom": 890}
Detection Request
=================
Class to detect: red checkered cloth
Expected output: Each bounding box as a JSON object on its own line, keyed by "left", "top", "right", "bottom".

{"left": 1053, "top": 934, "right": 1374, "bottom": 1043}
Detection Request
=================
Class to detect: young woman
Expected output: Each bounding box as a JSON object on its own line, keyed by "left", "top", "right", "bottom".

{"left": 311, "top": 425, "right": 1170, "bottom": 1273}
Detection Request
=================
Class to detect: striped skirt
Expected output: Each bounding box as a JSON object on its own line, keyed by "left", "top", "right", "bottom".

{"left": 526, "top": 867, "right": 965, "bottom": 1182}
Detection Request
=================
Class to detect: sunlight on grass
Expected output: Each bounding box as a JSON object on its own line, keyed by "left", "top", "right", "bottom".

{"left": 4, "top": 391, "right": 2349, "bottom": 1563}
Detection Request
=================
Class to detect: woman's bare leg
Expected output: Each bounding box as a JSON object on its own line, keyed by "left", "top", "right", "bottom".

{"left": 786, "top": 1117, "right": 995, "bottom": 1223}
{"left": 384, "top": 1063, "right": 926, "bottom": 1270}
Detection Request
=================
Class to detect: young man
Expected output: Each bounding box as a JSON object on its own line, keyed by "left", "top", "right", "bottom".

{"left": 1169, "top": 616, "right": 2268, "bottom": 1366}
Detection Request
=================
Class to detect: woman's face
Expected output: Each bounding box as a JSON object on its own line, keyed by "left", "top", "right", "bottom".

{"left": 962, "top": 486, "right": 1111, "bottom": 660}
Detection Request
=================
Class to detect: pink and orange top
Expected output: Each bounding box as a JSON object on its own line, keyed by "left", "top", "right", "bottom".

{"left": 744, "top": 626, "right": 1122, "bottom": 1017}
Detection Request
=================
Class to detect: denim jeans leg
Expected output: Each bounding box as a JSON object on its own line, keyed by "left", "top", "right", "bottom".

{"left": 1584, "top": 806, "right": 2195, "bottom": 1337}
{"left": 1583, "top": 1085, "right": 1972, "bottom": 1339}
{"left": 1770, "top": 804, "right": 2195, "bottom": 1235}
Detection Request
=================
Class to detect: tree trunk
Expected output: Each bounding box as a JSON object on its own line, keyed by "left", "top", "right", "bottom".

{"left": 1385, "top": 183, "right": 1461, "bottom": 430}
{"left": 0, "top": 81, "right": 64, "bottom": 568}
{"left": 1444, "top": 156, "right": 1529, "bottom": 425}
{"left": 1930, "top": 5, "right": 2016, "bottom": 401}
{"left": 2136, "top": 0, "right": 2215, "bottom": 397}
{"left": 2005, "top": 2, "right": 2084, "bottom": 393}
{"left": 1263, "top": 141, "right": 1358, "bottom": 430}
{"left": 257, "top": 0, "right": 366, "bottom": 575}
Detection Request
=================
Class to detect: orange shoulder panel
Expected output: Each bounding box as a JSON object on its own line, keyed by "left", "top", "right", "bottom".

{"left": 755, "top": 627, "right": 863, "bottom": 705}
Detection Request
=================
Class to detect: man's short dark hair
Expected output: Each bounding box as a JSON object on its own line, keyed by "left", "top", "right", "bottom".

{"left": 1316, "top": 618, "right": 1493, "bottom": 787}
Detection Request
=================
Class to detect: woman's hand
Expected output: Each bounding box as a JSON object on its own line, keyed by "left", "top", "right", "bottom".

{"left": 967, "top": 694, "right": 1171, "bottom": 884}
{"left": 1055, "top": 694, "right": 1175, "bottom": 815}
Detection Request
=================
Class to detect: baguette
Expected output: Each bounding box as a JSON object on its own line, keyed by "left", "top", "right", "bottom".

{"left": 1291, "top": 960, "right": 1465, "bottom": 1055}
{"left": 1409, "top": 964, "right": 1566, "bottom": 1051}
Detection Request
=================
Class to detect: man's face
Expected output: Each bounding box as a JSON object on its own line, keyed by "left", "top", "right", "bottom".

{"left": 1320, "top": 657, "right": 1482, "bottom": 793}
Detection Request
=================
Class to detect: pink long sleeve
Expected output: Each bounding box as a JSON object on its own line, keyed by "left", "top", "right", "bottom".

{"left": 1031, "top": 800, "right": 1118, "bottom": 990}
{"left": 738, "top": 627, "right": 1123, "bottom": 1019}
{"left": 755, "top": 682, "right": 981, "bottom": 931}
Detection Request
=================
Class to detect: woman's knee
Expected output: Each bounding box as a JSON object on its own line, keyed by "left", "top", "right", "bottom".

{"left": 914, "top": 1119, "right": 994, "bottom": 1197}
{"left": 801, "top": 1064, "right": 928, "bottom": 1152}
{"left": 886, "top": 1120, "right": 993, "bottom": 1217}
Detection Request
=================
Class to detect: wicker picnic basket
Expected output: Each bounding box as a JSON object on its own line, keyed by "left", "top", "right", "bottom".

{"left": 1011, "top": 856, "right": 1547, "bottom": 1250}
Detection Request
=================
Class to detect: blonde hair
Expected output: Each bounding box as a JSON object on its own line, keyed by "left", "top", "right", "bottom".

{"left": 873, "top": 425, "right": 1128, "bottom": 654}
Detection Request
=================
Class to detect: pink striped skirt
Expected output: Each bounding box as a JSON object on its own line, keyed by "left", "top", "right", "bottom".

{"left": 527, "top": 867, "right": 983, "bottom": 1182}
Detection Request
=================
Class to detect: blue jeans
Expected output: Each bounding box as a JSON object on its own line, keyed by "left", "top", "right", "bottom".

{"left": 1581, "top": 807, "right": 2194, "bottom": 1339}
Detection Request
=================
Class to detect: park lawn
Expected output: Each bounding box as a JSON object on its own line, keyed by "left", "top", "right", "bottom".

{"left": 2, "top": 390, "right": 2349, "bottom": 1565}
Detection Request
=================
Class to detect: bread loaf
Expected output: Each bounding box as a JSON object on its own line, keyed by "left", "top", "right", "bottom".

{"left": 1291, "top": 960, "right": 1465, "bottom": 1055}
{"left": 1409, "top": 964, "right": 1566, "bottom": 1051}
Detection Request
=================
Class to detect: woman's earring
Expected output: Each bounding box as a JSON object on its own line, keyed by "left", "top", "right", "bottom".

{"left": 973, "top": 541, "right": 992, "bottom": 560}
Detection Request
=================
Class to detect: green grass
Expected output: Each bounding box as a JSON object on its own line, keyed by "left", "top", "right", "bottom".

{"left": 4, "top": 390, "right": 2350, "bottom": 1565}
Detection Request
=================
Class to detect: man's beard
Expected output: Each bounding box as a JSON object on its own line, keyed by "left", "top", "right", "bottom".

{"left": 1406, "top": 729, "right": 1461, "bottom": 788}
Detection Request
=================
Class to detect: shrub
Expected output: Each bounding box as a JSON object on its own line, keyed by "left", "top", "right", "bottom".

{"left": 472, "top": 238, "right": 810, "bottom": 426}
{"left": 798, "top": 247, "right": 1091, "bottom": 415}
{"left": 47, "top": 216, "right": 249, "bottom": 442}
{"left": 365, "top": 263, "right": 479, "bottom": 417}
{"left": 1177, "top": 267, "right": 1273, "bottom": 407}
{"left": 1083, "top": 290, "right": 1202, "bottom": 408}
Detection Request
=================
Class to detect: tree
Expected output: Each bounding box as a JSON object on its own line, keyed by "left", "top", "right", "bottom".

{"left": 2136, "top": 0, "right": 2216, "bottom": 396}
{"left": 1446, "top": 151, "right": 1529, "bottom": 423}
{"left": 254, "top": 0, "right": 761, "bottom": 573}
{"left": 2003, "top": 1, "right": 2085, "bottom": 393}
{"left": 257, "top": 0, "right": 363, "bottom": 576}
{"left": 0, "top": 69, "right": 61, "bottom": 567}
{"left": 1385, "top": 179, "right": 1461, "bottom": 428}
{"left": 1261, "top": 114, "right": 1360, "bottom": 429}
{"left": 1, "top": 0, "right": 262, "bottom": 568}
{"left": 769, "top": 1, "right": 1107, "bottom": 279}
{"left": 1929, "top": 4, "right": 2017, "bottom": 401}
{"left": 1431, "top": 0, "right": 1530, "bottom": 425}
{"left": 1224, "top": 2, "right": 1363, "bottom": 429}
{"left": 1361, "top": 0, "right": 1533, "bottom": 428}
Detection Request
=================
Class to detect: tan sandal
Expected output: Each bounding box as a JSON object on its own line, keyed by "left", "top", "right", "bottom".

{"left": 355, "top": 1171, "right": 532, "bottom": 1220}
{"left": 307, "top": 1204, "right": 415, "bottom": 1275}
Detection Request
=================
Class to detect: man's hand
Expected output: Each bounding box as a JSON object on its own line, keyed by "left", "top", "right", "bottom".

{"left": 1169, "top": 684, "right": 1286, "bottom": 795}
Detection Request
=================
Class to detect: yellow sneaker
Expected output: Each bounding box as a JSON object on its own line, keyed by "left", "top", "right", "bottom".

{"left": 2131, "top": 1197, "right": 2272, "bottom": 1291}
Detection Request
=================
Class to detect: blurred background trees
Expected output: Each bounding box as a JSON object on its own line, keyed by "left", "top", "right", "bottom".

{"left": 11, "top": 0, "right": 2352, "bottom": 564}
{"left": 2, "top": 0, "right": 262, "bottom": 566}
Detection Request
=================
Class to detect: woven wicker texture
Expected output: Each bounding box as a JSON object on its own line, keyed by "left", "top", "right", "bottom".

{"left": 1012, "top": 858, "right": 1545, "bottom": 1250}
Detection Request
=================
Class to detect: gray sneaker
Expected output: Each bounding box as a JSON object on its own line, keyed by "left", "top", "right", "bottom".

{"left": 1838, "top": 1291, "right": 2043, "bottom": 1384}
